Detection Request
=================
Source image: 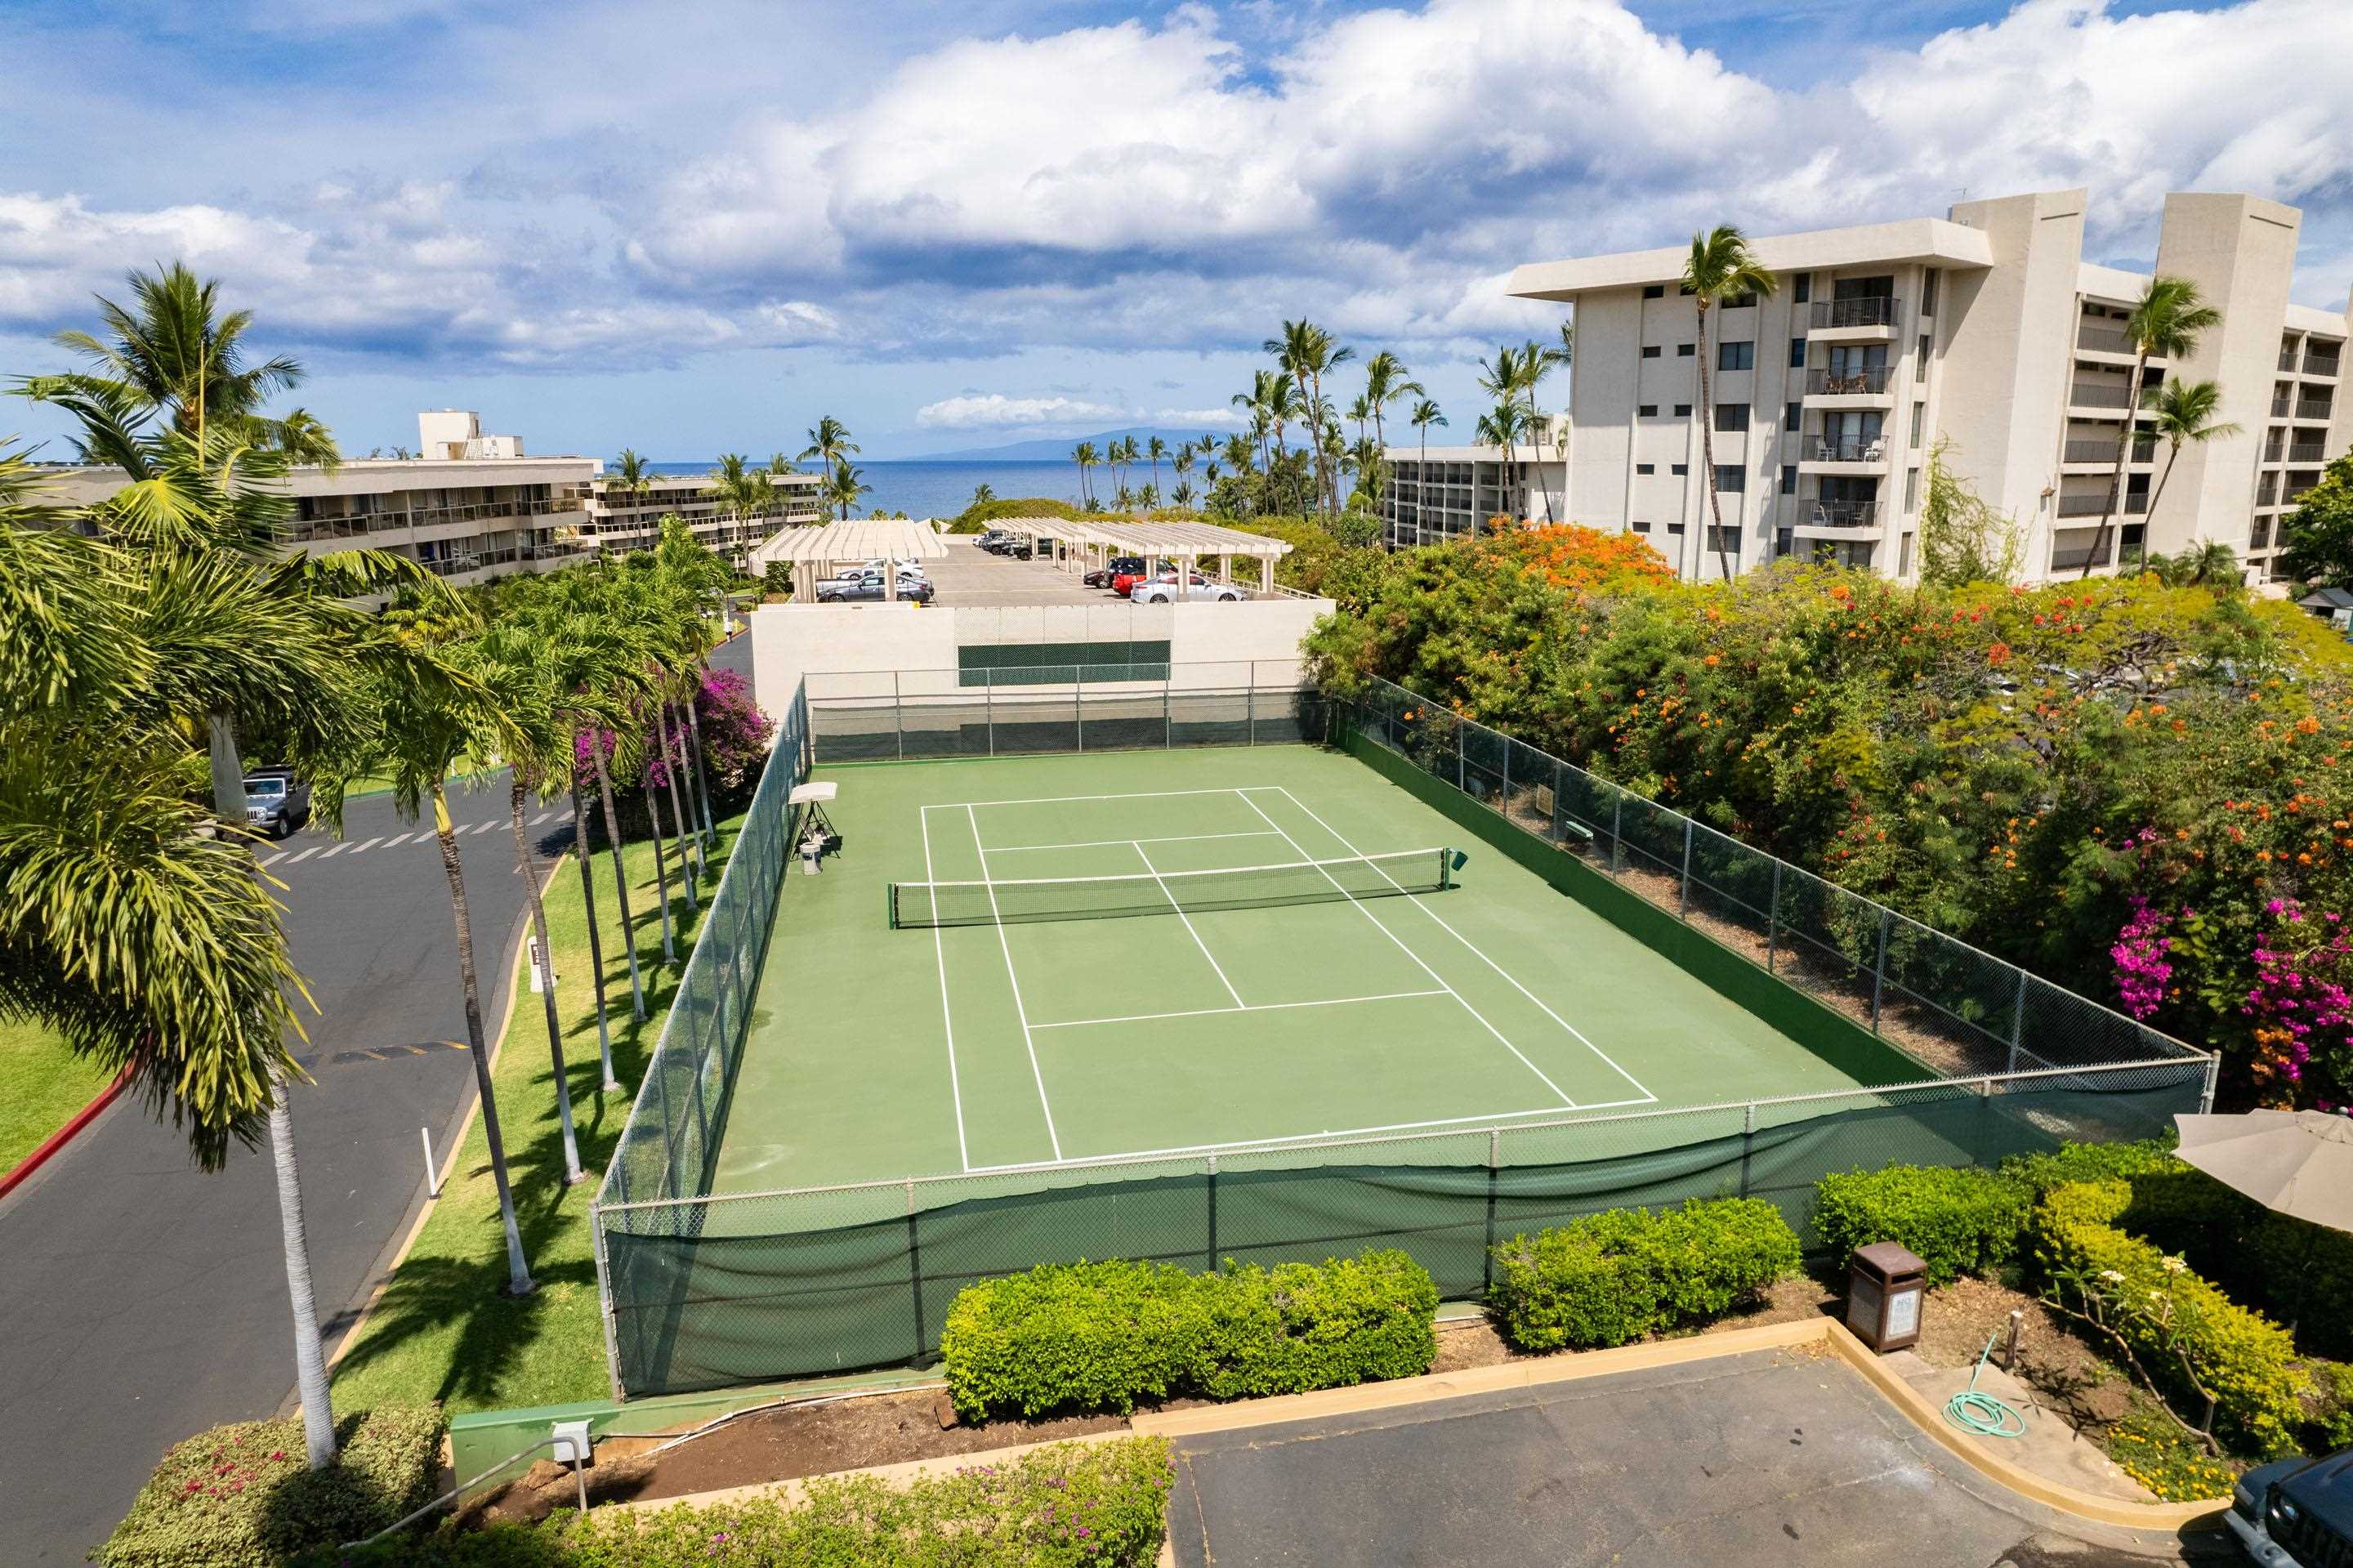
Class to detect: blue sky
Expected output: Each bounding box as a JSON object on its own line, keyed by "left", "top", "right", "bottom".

{"left": 4, "top": 0, "right": 2346, "bottom": 461}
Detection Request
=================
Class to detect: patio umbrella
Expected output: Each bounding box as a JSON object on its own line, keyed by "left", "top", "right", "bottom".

{"left": 2172, "top": 1110, "right": 2353, "bottom": 1233}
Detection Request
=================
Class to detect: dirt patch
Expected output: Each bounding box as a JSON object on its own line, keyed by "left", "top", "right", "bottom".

{"left": 1909, "top": 1275, "right": 2133, "bottom": 1434}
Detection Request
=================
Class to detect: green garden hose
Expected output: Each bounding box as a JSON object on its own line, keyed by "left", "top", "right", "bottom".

{"left": 1944, "top": 1330, "right": 2028, "bottom": 1438}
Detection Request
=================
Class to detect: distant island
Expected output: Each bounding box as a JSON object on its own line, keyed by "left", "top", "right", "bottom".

{"left": 900, "top": 426, "right": 1235, "bottom": 462}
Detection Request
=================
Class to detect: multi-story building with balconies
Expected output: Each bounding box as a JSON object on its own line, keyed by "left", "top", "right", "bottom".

{"left": 1377, "top": 428, "right": 1566, "bottom": 547}
{"left": 578, "top": 467, "right": 822, "bottom": 565}
{"left": 1491, "top": 189, "right": 2352, "bottom": 584}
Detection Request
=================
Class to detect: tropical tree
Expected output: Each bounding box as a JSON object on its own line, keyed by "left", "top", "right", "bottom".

{"left": 1172, "top": 444, "right": 1195, "bottom": 510}
{"left": 2084, "top": 278, "right": 2221, "bottom": 579}
{"left": 2142, "top": 377, "right": 2242, "bottom": 520}
{"left": 612, "top": 447, "right": 653, "bottom": 510}
{"left": 1347, "top": 392, "right": 1374, "bottom": 449}
{"left": 1409, "top": 397, "right": 1447, "bottom": 473}
{"left": 1071, "top": 442, "right": 1099, "bottom": 508}
{"left": 798, "top": 417, "right": 859, "bottom": 519}
{"left": 1267, "top": 320, "right": 1353, "bottom": 523}
{"left": 1146, "top": 436, "right": 1168, "bottom": 497}
{"left": 1173, "top": 480, "right": 1194, "bottom": 509}
{"left": 1472, "top": 398, "right": 1529, "bottom": 532}
{"left": 971, "top": 482, "right": 995, "bottom": 507}
{"left": 267, "top": 408, "right": 342, "bottom": 471}
{"left": 2278, "top": 453, "right": 2353, "bottom": 588}
{"left": 1681, "top": 226, "right": 1778, "bottom": 583}
{"left": 824, "top": 458, "right": 872, "bottom": 520}
{"left": 1515, "top": 338, "right": 1569, "bottom": 522}
{"left": 2143, "top": 539, "right": 2243, "bottom": 587}
{"left": 705, "top": 452, "right": 758, "bottom": 537}
{"left": 550, "top": 571, "right": 668, "bottom": 988}
{"left": 1360, "top": 351, "right": 1424, "bottom": 453}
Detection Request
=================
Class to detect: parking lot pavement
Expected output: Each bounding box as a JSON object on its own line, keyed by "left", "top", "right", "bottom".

{"left": 1165, "top": 1348, "right": 2232, "bottom": 1568}
{"left": 928, "top": 536, "right": 1105, "bottom": 605}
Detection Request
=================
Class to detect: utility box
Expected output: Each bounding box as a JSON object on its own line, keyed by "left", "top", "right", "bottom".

{"left": 1846, "top": 1241, "right": 1927, "bottom": 1352}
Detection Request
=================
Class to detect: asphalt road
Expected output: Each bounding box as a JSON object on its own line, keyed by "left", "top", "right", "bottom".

{"left": 0, "top": 778, "right": 574, "bottom": 1564}
{"left": 1165, "top": 1348, "right": 2235, "bottom": 1568}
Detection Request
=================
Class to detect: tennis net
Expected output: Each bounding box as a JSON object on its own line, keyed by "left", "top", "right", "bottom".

{"left": 890, "top": 847, "right": 1458, "bottom": 929}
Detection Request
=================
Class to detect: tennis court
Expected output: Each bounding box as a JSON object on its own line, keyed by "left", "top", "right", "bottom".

{"left": 711, "top": 744, "right": 1880, "bottom": 1201}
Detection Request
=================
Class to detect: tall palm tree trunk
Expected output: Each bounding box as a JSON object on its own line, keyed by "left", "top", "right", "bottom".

{"left": 1530, "top": 392, "right": 1559, "bottom": 524}
{"left": 1695, "top": 302, "right": 1731, "bottom": 583}
{"left": 592, "top": 739, "right": 663, "bottom": 997}
{"left": 2148, "top": 438, "right": 2187, "bottom": 521}
{"left": 2083, "top": 355, "right": 2149, "bottom": 579}
{"left": 430, "top": 779, "right": 534, "bottom": 1295}
{"left": 569, "top": 772, "right": 620, "bottom": 1089}
{"left": 509, "top": 777, "right": 583, "bottom": 1184}
{"left": 654, "top": 704, "right": 701, "bottom": 900}
{"left": 208, "top": 715, "right": 335, "bottom": 1468}
{"left": 685, "top": 692, "right": 717, "bottom": 848}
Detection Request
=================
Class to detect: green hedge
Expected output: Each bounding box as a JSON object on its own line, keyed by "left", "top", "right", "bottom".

{"left": 940, "top": 1251, "right": 1438, "bottom": 1421}
{"left": 1998, "top": 1137, "right": 2181, "bottom": 1195}
{"left": 1488, "top": 1198, "right": 1800, "bottom": 1352}
{"left": 2034, "top": 1181, "right": 2309, "bottom": 1457}
{"left": 324, "top": 1437, "right": 1172, "bottom": 1567}
{"left": 101, "top": 1406, "right": 444, "bottom": 1568}
{"left": 1813, "top": 1164, "right": 2033, "bottom": 1285}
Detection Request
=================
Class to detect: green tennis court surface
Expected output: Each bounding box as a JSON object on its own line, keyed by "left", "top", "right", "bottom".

{"left": 713, "top": 744, "right": 1873, "bottom": 1199}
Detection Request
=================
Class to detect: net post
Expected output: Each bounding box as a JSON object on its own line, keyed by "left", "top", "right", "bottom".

{"left": 893, "top": 670, "right": 904, "bottom": 762}
{"left": 1481, "top": 1128, "right": 1501, "bottom": 1297}
{"left": 2006, "top": 967, "right": 2029, "bottom": 1074}
{"left": 2199, "top": 1052, "right": 2219, "bottom": 1114}
{"left": 1766, "top": 861, "right": 1782, "bottom": 973}
{"left": 1739, "top": 1101, "right": 1757, "bottom": 1197}
{"left": 904, "top": 1177, "right": 927, "bottom": 1359}
{"left": 1869, "top": 909, "right": 1891, "bottom": 1034}
{"left": 1677, "top": 818, "right": 1693, "bottom": 920}
{"left": 1204, "top": 1153, "right": 1218, "bottom": 1270}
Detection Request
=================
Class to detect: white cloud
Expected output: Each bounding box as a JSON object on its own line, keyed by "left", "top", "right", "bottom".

{"left": 915, "top": 392, "right": 1127, "bottom": 427}
{"left": 1154, "top": 407, "right": 1248, "bottom": 427}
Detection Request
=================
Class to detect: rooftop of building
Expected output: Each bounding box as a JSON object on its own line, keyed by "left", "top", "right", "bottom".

{"left": 1508, "top": 216, "right": 1995, "bottom": 300}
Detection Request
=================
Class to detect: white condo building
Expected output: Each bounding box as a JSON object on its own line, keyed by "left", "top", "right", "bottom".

{"left": 1399, "top": 190, "right": 2353, "bottom": 583}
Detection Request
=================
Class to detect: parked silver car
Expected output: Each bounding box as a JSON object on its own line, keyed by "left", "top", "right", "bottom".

{"left": 1129, "top": 579, "right": 1247, "bottom": 605}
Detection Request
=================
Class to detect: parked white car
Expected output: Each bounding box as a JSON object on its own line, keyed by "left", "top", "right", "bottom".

{"left": 1130, "top": 579, "right": 1247, "bottom": 605}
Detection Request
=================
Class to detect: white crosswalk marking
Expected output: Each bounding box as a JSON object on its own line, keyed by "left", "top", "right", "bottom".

{"left": 385, "top": 832, "right": 411, "bottom": 847}
{"left": 319, "top": 842, "right": 348, "bottom": 859}
{"left": 529, "top": 811, "right": 551, "bottom": 826}
{"left": 262, "top": 852, "right": 288, "bottom": 868}
{"left": 559, "top": 811, "right": 574, "bottom": 824}
{"left": 288, "top": 845, "right": 322, "bottom": 864}
{"left": 350, "top": 837, "right": 383, "bottom": 854}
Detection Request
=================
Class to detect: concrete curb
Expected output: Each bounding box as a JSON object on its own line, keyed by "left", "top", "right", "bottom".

{"left": 0, "top": 1064, "right": 132, "bottom": 1203}
{"left": 598, "top": 1316, "right": 2231, "bottom": 1538}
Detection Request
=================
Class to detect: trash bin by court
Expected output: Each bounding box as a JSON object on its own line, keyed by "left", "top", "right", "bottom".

{"left": 1846, "top": 1240, "right": 1927, "bottom": 1352}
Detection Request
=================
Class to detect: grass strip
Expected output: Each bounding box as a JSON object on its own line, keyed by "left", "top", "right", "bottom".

{"left": 329, "top": 810, "right": 746, "bottom": 1415}
{"left": 0, "top": 1017, "right": 118, "bottom": 1173}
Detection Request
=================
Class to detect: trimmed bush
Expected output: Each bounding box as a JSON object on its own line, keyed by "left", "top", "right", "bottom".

{"left": 2034, "top": 1181, "right": 2309, "bottom": 1456}
{"left": 1812, "top": 1164, "right": 2032, "bottom": 1285}
{"left": 1488, "top": 1198, "right": 1799, "bottom": 1352}
{"left": 102, "top": 1406, "right": 444, "bottom": 1568}
{"left": 327, "top": 1436, "right": 1173, "bottom": 1567}
{"left": 1999, "top": 1137, "right": 2181, "bottom": 1195}
{"left": 940, "top": 1251, "right": 1437, "bottom": 1421}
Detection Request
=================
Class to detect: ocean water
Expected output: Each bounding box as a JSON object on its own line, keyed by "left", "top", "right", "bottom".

{"left": 645, "top": 459, "right": 1084, "bottom": 521}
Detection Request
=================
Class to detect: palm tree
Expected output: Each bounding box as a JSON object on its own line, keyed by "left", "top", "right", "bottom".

{"left": 704, "top": 452, "right": 757, "bottom": 539}
{"left": 1262, "top": 375, "right": 1302, "bottom": 465}
{"left": 1146, "top": 436, "right": 1168, "bottom": 497}
{"left": 1408, "top": 398, "right": 1448, "bottom": 545}
{"left": 2083, "top": 277, "right": 2221, "bottom": 579}
{"left": 267, "top": 408, "right": 342, "bottom": 471}
{"left": 546, "top": 571, "right": 657, "bottom": 1016}
{"left": 612, "top": 447, "right": 653, "bottom": 511}
{"left": 1514, "top": 338, "right": 1569, "bottom": 522}
{"left": 971, "top": 482, "right": 996, "bottom": 507}
{"left": 1360, "top": 351, "right": 1425, "bottom": 455}
{"left": 1172, "top": 445, "right": 1196, "bottom": 511}
{"left": 797, "top": 417, "right": 859, "bottom": 520}
{"left": 1173, "top": 480, "right": 1194, "bottom": 508}
{"left": 1114, "top": 485, "right": 1134, "bottom": 512}
{"left": 1681, "top": 226, "right": 1779, "bottom": 583}
{"left": 2141, "top": 377, "right": 2242, "bottom": 529}
{"left": 1473, "top": 399, "right": 1529, "bottom": 532}
{"left": 824, "top": 458, "right": 872, "bottom": 520}
{"left": 1072, "top": 442, "right": 1099, "bottom": 508}
{"left": 1347, "top": 391, "right": 1374, "bottom": 449}
{"left": 1266, "top": 320, "right": 1354, "bottom": 524}
{"left": 27, "top": 261, "right": 303, "bottom": 449}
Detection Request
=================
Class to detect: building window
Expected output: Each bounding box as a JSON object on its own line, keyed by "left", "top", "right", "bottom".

{"left": 1793, "top": 274, "right": 1812, "bottom": 304}
{"left": 1909, "top": 404, "right": 1925, "bottom": 448}
{"left": 1667, "top": 520, "right": 1685, "bottom": 534}
{"left": 1789, "top": 337, "right": 1806, "bottom": 369}
{"left": 1916, "top": 335, "right": 1931, "bottom": 381}
{"left": 1636, "top": 462, "right": 1655, "bottom": 475}
{"left": 1779, "top": 464, "right": 1797, "bottom": 495}
{"left": 1714, "top": 402, "right": 1750, "bottom": 431}
{"left": 1716, "top": 465, "right": 1747, "bottom": 493}
{"left": 1725, "top": 291, "right": 1758, "bottom": 310}
{"left": 1638, "top": 404, "right": 1658, "bottom": 417}
{"left": 1642, "top": 284, "right": 1664, "bottom": 300}
{"left": 1670, "top": 463, "right": 1689, "bottom": 476}
{"left": 1718, "top": 341, "right": 1755, "bottom": 371}
{"left": 1784, "top": 400, "right": 1802, "bottom": 432}
{"left": 1641, "top": 345, "right": 1662, "bottom": 359}
{"left": 1673, "top": 404, "right": 1692, "bottom": 417}
{"left": 1631, "top": 519, "right": 1653, "bottom": 534}
{"left": 1677, "top": 343, "right": 1696, "bottom": 357}
{"left": 1921, "top": 270, "right": 1939, "bottom": 316}
{"left": 1899, "top": 532, "right": 1913, "bottom": 576}
{"left": 1706, "top": 526, "right": 1742, "bottom": 554}
{"left": 1677, "top": 284, "right": 1694, "bottom": 297}
{"left": 1904, "top": 467, "right": 1921, "bottom": 511}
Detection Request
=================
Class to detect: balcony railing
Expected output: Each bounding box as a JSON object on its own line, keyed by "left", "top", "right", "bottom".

{"left": 2081, "top": 325, "right": 2137, "bottom": 354}
{"left": 2069, "top": 383, "right": 2137, "bottom": 409}
{"left": 1811, "top": 297, "right": 1901, "bottom": 330}
{"left": 1802, "top": 436, "right": 1887, "bottom": 462}
{"left": 2049, "top": 539, "right": 2114, "bottom": 572}
{"left": 2064, "top": 439, "right": 2153, "bottom": 464}
{"left": 2297, "top": 398, "right": 2335, "bottom": 419}
{"left": 2055, "top": 492, "right": 2148, "bottom": 518}
{"left": 421, "top": 554, "right": 482, "bottom": 578}
{"left": 1803, "top": 501, "right": 1879, "bottom": 529}
{"left": 2280, "top": 348, "right": 2302, "bottom": 372}
{"left": 2287, "top": 482, "right": 2320, "bottom": 504}
{"left": 1806, "top": 366, "right": 1891, "bottom": 396}
{"left": 2306, "top": 352, "right": 2342, "bottom": 378}
{"left": 2289, "top": 443, "right": 2326, "bottom": 462}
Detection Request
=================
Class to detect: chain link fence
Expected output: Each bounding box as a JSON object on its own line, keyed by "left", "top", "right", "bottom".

{"left": 806, "top": 661, "right": 1320, "bottom": 762}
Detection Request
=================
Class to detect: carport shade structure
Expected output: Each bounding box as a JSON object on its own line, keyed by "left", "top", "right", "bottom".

{"left": 749, "top": 518, "right": 949, "bottom": 601}
{"left": 985, "top": 517, "right": 1294, "bottom": 594}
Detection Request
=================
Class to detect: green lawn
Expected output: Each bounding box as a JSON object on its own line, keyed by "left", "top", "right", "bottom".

{"left": 0, "top": 1017, "right": 116, "bottom": 1173}
{"left": 327, "top": 813, "right": 743, "bottom": 1416}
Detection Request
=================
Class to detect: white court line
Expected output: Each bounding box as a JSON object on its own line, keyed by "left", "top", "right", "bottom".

{"left": 989, "top": 830, "right": 1284, "bottom": 854}
{"left": 1231, "top": 789, "right": 1579, "bottom": 1110}
{"left": 1034, "top": 989, "right": 1447, "bottom": 1030}
{"left": 921, "top": 806, "right": 971, "bottom": 1172}
{"left": 950, "top": 786, "right": 1290, "bottom": 811}
{"left": 288, "top": 845, "right": 322, "bottom": 864}
{"left": 1132, "top": 840, "right": 1245, "bottom": 1009}
{"left": 967, "top": 804, "right": 1063, "bottom": 1161}
{"left": 1266, "top": 786, "right": 1656, "bottom": 1105}
{"left": 319, "top": 842, "right": 348, "bottom": 859}
{"left": 959, "top": 1097, "right": 1660, "bottom": 1174}
{"left": 261, "top": 851, "right": 288, "bottom": 868}
{"left": 349, "top": 836, "right": 383, "bottom": 855}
